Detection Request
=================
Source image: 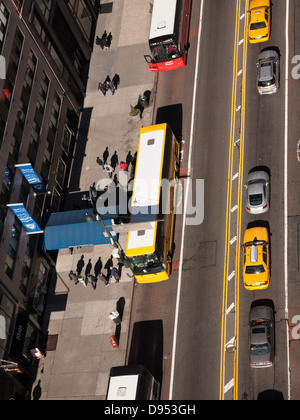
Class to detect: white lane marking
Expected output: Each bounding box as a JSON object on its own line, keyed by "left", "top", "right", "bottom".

{"left": 231, "top": 205, "right": 238, "bottom": 213}
{"left": 226, "top": 303, "right": 235, "bottom": 315}
{"left": 230, "top": 236, "right": 237, "bottom": 245}
{"left": 232, "top": 172, "right": 239, "bottom": 181}
{"left": 228, "top": 271, "right": 235, "bottom": 282}
{"left": 224, "top": 378, "right": 234, "bottom": 394}
{"left": 284, "top": 0, "right": 291, "bottom": 401}
{"left": 226, "top": 336, "right": 236, "bottom": 348}
{"left": 169, "top": 0, "right": 205, "bottom": 400}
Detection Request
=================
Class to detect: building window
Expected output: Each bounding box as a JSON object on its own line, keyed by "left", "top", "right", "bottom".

{"left": 0, "top": 2, "right": 9, "bottom": 53}
{"left": 20, "top": 236, "right": 34, "bottom": 295}
{"left": 35, "top": 0, "right": 52, "bottom": 21}
{"left": 4, "top": 220, "right": 22, "bottom": 279}
{"left": 0, "top": 26, "right": 24, "bottom": 146}
{"left": 0, "top": 288, "right": 16, "bottom": 359}
{"left": 41, "top": 93, "right": 61, "bottom": 183}
{"left": 56, "top": 158, "right": 66, "bottom": 189}
{"left": 62, "top": 125, "right": 72, "bottom": 155}
{"left": 27, "top": 72, "right": 50, "bottom": 164}
{"left": 65, "top": 0, "right": 93, "bottom": 43}
{"left": 51, "top": 187, "right": 60, "bottom": 212}
{"left": 33, "top": 261, "right": 49, "bottom": 314}
{"left": 32, "top": 12, "right": 64, "bottom": 74}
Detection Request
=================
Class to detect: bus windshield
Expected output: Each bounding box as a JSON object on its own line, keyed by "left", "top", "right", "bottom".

{"left": 128, "top": 254, "right": 164, "bottom": 275}
{"left": 150, "top": 39, "right": 181, "bottom": 62}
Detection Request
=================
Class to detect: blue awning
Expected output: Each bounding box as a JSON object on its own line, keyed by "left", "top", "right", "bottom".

{"left": 43, "top": 209, "right": 118, "bottom": 250}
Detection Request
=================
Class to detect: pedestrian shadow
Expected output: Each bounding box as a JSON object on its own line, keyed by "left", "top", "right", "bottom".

{"left": 114, "top": 297, "right": 125, "bottom": 345}
{"left": 32, "top": 380, "right": 42, "bottom": 400}
{"left": 68, "top": 107, "right": 93, "bottom": 193}
{"left": 76, "top": 255, "right": 85, "bottom": 275}
{"left": 85, "top": 259, "right": 92, "bottom": 276}
{"left": 94, "top": 257, "right": 103, "bottom": 277}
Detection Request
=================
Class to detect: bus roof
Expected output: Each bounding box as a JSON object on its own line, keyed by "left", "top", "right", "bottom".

{"left": 107, "top": 375, "right": 139, "bottom": 400}
{"left": 149, "top": 0, "right": 177, "bottom": 41}
{"left": 126, "top": 124, "right": 167, "bottom": 256}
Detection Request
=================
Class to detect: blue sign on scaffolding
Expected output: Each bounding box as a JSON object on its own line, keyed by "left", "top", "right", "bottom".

{"left": 7, "top": 204, "right": 43, "bottom": 235}
{"left": 15, "top": 163, "right": 49, "bottom": 195}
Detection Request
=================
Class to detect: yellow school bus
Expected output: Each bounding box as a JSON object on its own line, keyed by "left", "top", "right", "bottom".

{"left": 126, "top": 124, "right": 180, "bottom": 283}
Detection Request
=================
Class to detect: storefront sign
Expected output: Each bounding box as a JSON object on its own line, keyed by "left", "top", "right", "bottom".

{"left": 7, "top": 204, "right": 43, "bottom": 235}
{"left": 15, "top": 163, "right": 49, "bottom": 195}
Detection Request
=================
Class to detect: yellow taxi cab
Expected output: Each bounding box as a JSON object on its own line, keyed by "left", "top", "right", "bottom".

{"left": 248, "top": 0, "right": 270, "bottom": 43}
{"left": 242, "top": 227, "right": 270, "bottom": 290}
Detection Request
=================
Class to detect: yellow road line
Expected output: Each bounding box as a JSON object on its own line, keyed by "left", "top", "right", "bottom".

{"left": 220, "top": 0, "right": 249, "bottom": 400}
{"left": 233, "top": 0, "right": 249, "bottom": 400}
{"left": 219, "top": 0, "right": 241, "bottom": 400}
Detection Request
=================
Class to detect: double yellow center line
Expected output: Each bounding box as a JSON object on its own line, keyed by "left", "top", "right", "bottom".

{"left": 219, "top": 0, "right": 249, "bottom": 401}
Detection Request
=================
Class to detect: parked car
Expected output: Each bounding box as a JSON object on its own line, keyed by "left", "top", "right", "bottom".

{"left": 256, "top": 50, "right": 279, "bottom": 95}
{"left": 249, "top": 304, "right": 275, "bottom": 368}
{"left": 242, "top": 227, "right": 270, "bottom": 290}
{"left": 248, "top": 0, "right": 271, "bottom": 43}
{"left": 245, "top": 169, "right": 270, "bottom": 214}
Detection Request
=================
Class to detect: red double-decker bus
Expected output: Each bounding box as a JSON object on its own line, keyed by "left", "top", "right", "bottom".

{"left": 144, "top": 0, "right": 192, "bottom": 72}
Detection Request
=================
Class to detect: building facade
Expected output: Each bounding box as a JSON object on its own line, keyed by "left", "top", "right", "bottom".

{"left": 0, "top": 0, "right": 98, "bottom": 399}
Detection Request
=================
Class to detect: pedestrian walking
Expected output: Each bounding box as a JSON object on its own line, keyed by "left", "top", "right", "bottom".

{"left": 119, "top": 161, "right": 128, "bottom": 173}
{"left": 78, "top": 276, "right": 87, "bottom": 287}
{"left": 97, "top": 272, "right": 109, "bottom": 286}
{"left": 89, "top": 184, "right": 98, "bottom": 203}
{"left": 96, "top": 157, "right": 105, "bottom": 171}
{"left": 105, "top": 256, "right": 113, "bottom": 279}
{"left": 104, "top": 74, "right": 111, "bottom": 84}
{"left": 87, "top": 273, "right": 97, "bottom": 290}
{"left": 109, "top": 309, "right": 121, "bottom": 325}
{"left": 98, "top": 82, "right": 107, "bottom": 96}
{"left": 110, "top": 266, "right": 120, "bottom": 283}
{"left": 69, "top": 270, "right": 79, "bottom": 285}
{"left": 104, "top": 163, "right": 114, "bottom": 178}
{"left": 104, "top": 77, "right": 115, "bottom": 95}
{"left": 81, "top": 193, "right": 91, "bottom": 208}
{"left": 108, "top": 80, "right": 115, "bottom": 95}
{"left": 105, "top": 32, "right": 112, "bottom": 49}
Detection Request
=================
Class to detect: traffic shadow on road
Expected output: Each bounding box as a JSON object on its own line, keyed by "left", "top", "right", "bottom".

{"left": 128, "top": 319, "right": 163, "bottom": 385}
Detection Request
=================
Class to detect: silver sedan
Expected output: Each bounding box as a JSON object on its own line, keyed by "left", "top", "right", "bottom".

{"left": 245, "top": 169, "right": 270, "bottom": 214}
{"left": 249, "top": 304, "right": 275, "bottom": 368}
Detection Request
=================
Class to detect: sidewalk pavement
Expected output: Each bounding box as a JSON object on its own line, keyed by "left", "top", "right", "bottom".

{"left": 31, "top": 0, "right": 156, "bottom": 400}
